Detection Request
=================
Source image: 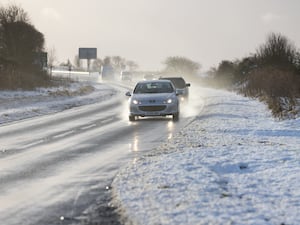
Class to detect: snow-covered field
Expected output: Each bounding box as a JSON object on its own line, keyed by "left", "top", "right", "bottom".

{"left": 1, "top": 80, "right": 299, "bottom": 225}
{"left": 0, "top": 80, "right": 116, "bottom": 124}
{"left": 112, "top": 87, "right": 300, "bottom": 225}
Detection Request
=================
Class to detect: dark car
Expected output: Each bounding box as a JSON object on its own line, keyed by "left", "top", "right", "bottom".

{"left": 159, "top": 77, "right": 191, "bottom": 101}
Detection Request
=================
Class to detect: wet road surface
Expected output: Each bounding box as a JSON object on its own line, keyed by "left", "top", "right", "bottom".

{"left": 0, "top": 80, "right": 203, "bottom": 225}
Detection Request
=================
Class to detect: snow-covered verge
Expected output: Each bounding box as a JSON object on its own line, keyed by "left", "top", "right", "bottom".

{"left": 112, "top": 87, "right": 300, "bottom": 225}
{"left": 0, "top": 81, "right": 116, "bottom": 124}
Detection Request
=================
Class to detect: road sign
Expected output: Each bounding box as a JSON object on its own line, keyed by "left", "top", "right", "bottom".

{"left": 79, "top": 48, "right": 97, "bottom": 59}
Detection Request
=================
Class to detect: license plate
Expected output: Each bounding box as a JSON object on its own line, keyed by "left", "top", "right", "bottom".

{"left": 146, "top": 111, "right": 160, "bottom": 116}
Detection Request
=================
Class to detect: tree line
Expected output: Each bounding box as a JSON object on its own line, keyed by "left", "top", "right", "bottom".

{"left": 69, "top": 55, "right": 139, "bottom": 74}
{"left": 205, "top": 33, "right": 300, "bottom": 118}
{"left": 66, "top": 55, "right": 200, "bottom": 77}
{"left": 0, "top": 4, "right": 201, "bottom": 89}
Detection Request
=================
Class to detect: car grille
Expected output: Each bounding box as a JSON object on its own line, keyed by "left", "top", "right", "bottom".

{"left": 139, "top": 105, "right": 166, "bottom": 112}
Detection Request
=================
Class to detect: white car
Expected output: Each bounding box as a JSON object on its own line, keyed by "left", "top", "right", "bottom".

{"left": 120, "top": 71, "right": 132, "bottom": 81}
{"left": 126, "top": 80, "right": 180, "bottom": 121}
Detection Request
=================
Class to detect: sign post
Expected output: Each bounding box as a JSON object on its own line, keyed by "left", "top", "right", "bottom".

{"left": 78, "top": 48, "right": 97, "bottom": 72}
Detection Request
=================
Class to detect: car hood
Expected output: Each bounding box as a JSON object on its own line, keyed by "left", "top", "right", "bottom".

{"left": 133, "top": 93, "right": 175, "bottom": 102}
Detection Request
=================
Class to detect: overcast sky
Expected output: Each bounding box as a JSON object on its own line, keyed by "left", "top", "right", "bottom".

{"left": 1, "top": 0, "right": 300, "bottom": 71}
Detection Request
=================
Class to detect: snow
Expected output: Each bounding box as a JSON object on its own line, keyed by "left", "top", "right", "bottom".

{"left": 0, "top": 80, "right": 116, "bottom": 124}
{"left": 112, "top": 87, "right": 300, "bottom": 225}
{"left": 1, "top": 78, "right": 299, "bottom": 225}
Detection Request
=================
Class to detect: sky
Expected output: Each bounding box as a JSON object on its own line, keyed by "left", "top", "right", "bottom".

{"left": 1, "top": 0, "right": 300, "bottom": 71}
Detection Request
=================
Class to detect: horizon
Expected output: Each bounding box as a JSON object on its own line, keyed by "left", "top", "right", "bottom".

{"left": 1, "top": 0, "right": 300, "bottom": 71}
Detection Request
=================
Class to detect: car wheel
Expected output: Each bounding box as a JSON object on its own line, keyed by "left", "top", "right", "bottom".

{"left": 172, "top": 112, "right": 179, "bottom": 121}
{"left": 129, "top": 115, "right": 136, "bottom": 121}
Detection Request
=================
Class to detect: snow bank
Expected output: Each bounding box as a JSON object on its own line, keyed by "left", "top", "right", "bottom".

{"left": 113, "top": 87, "right": 300, "bottom": 225}
{"left": 0, "top": 81, "right": 116, "bottom": 124}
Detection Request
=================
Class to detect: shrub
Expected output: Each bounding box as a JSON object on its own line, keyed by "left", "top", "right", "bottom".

{"left": 241, "top": 67, "right": 299, "bottom": 118}
{"left": 0, "top": 4, "right": 51, "bottom": 90}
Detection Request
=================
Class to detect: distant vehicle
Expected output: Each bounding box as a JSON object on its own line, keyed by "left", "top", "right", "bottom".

{"left": 101, "top": 65, "right": 114, "bottom": 80}
{"left": 120, "top": 71, "right": 133, "bottom": 81}
{"left": 125, "top": 80, "right": 180, "bottom": 121}
{"left": 143, "top": 74, "right": 156, "bottom": 80}
{"left": 159, "top": 77, "right": 191, "bottom": 101}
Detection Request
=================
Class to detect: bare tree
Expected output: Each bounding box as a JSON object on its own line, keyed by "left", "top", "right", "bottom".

{"left": 111, "top": 56, "right": 126, "bottom": 73}
{"left": 126, "top": 60, "right": 139, "bottom": 71}
{"left": 103, "top": 56, "right": 111, "bottom": 66}
{"left": 73, "top": 55, "right": 82, "bottom": 69}
{"left": 0, "top": 4, "right": 29, "bottom": 24}
{"left": 47, "top": 47, "right": 57, "bottom": 67}
{"left": 256, "top": 32, "right": 298, "bottom": 71}
{"left": 163, "top": 56, "right": 200, "bottom": 76}
{"left": 92, "top": 58, "right": 103, "bottom": 71}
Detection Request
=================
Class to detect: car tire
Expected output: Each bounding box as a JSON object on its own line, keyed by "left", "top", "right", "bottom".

{"left": 129, "top": 115, "right": 136, "bottom": 121}
{"left": 172, "top": 112, "right": 179, "bottom": 121}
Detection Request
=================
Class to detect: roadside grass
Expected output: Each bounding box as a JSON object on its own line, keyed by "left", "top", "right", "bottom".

{"left": 200, "top": 67, "right": 300, "bottom": 119}
{"left": 0, "top": 69, "right": 75, "bottom": 90}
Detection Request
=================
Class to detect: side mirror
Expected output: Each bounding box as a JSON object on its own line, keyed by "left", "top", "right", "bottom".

{"left": 125, "top": 91, "right": 131, "bottom": 97}
{"left": 186, "top": 83, "right": 191, "bottom": 87}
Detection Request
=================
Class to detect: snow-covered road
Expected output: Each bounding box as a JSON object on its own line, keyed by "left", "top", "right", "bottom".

{"left": 0, "top": 74, "right": 202, "bottom": 225}
{"left": 112, "top": 87, "right": 300, "bottom": 225}
{"left": 1, "top": 76, "right": 299, "bottom": 225}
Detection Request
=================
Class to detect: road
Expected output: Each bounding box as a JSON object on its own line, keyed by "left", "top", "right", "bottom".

{"left": 0, "top": 77, "right": 203, "bottom": 225}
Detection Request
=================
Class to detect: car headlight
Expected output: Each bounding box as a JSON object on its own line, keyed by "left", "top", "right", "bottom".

{"left": 132, "top": 99, "right": 139, "bottom": 105}
{"left": 164, "top": 98, "right": 173, "bottom": 104}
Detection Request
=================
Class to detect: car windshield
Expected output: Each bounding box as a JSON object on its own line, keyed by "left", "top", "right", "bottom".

{"left": 161, "top": 78, "right": 186, "bottom": 88}
{"left": 134, "top": 82, "right": 174, "bottom": 94}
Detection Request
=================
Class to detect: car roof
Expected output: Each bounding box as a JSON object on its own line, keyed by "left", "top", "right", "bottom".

{"left": 137, "top": 79, "right": 172, "bottom": 84}
{"left": 159, "top": 77, "right": 185, "bottom": 80}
